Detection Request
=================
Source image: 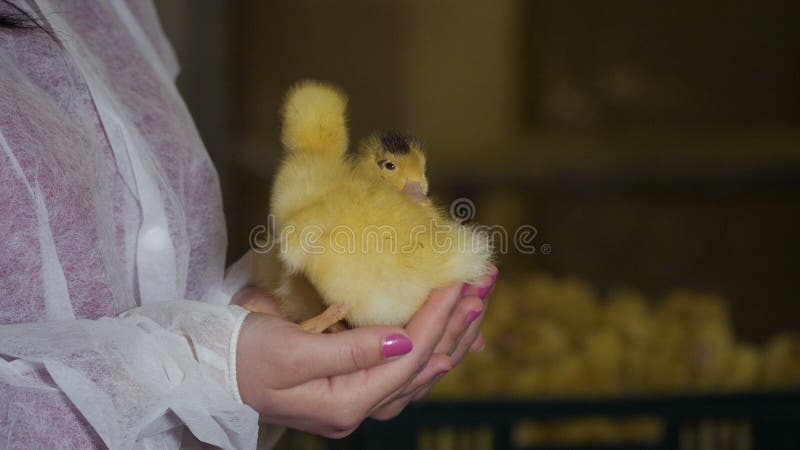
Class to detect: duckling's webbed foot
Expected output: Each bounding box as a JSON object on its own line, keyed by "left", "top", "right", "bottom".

{"left": 325, "top": 321, "right": 349, "bottom": 333}
{"left": 301, "top": 303, "right": 349, "bottom": 333}
{"left": 243, "top": 303, "right": 270, "bottom": 314}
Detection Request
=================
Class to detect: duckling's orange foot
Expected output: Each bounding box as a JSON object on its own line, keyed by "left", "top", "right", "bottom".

{"left": 301, "top": 303, "right": 350, "bottom": 333}
{"left": 325, "top": 321, "right": 349, "bottom": 333}
{"left": 243, "top": 303, "right": 268, "bottom": 314}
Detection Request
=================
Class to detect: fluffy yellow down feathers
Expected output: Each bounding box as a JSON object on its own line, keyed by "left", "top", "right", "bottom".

{"left": 264, "top": 80, "right": 492, "bottom": 328}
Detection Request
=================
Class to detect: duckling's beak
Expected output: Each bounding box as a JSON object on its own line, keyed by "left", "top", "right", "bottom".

{"left": 402, "top": 180, "right": 430, "bottom": 205}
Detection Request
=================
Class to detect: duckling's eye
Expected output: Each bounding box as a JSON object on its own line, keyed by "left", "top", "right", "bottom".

{"left": 383, "top": 161, "right": 396, "bottom": 171}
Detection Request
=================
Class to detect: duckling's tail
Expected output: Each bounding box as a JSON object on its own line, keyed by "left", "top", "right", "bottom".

{"left": 281, "top": 80, "right": 348, "bottom": 157}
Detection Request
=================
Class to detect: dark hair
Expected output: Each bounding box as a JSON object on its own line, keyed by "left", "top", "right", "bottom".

{"left": 0, "top": 0, "right": 54, "bottom": 39}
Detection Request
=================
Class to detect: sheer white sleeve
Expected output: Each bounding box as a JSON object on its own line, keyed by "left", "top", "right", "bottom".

{"left": 0, "top": 302, "right": 257, "bottom": 449}
{"left": 0, "top": 0, "right": 263, "bottom": 447}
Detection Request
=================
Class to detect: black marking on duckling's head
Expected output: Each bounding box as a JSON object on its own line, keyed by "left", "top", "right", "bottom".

{"left": 380, "top": 130, "right": 412, "bottom": 155}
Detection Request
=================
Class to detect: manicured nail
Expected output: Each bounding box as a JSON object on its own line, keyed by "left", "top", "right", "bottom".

{"left": 477, "top": 284, "right": 492, "bottom": 300}
{"left": 383, "top": 334, "right": 413, "bottom": 358}
{"left": 490, "top": 270, "right": 499, "bottom": 284}
{"left": 436, "top": 368, "right": 450, "bottom": 377}
{"left": 467, "top": 310, "right": 482, "bottom": 324}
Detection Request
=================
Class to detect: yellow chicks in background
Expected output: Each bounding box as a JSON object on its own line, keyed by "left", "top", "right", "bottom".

{"left": 763, "top": 332, "right": 800, "bottom": 388}
{"left": 433, "top": 272, "right": 800, "bottom": 400}
{"left": 601, "top": 289, "right": 653, "bottom": 391}
{"left": 263, "top": 80, "right": 492, "bottom": 330}
{"left": 430, "top": 272, "right": 800, "bottom": 448}
{"left": 724, "top": 343, "right": 762, "bottom": 391}
{"left": 643, "top": 292, "right": 737, "bottom": 392}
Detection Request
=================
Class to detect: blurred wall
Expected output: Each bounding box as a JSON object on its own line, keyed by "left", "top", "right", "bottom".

{"left": 235, "top": 0, "right": 523, "bottom": 165}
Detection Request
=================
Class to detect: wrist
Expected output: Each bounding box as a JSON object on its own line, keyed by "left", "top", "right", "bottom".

{"left": 228, "top": 305, "right": 251, "bottom": 404}
{"left": 236, "top": 312, "right": 270, "bottom": 413}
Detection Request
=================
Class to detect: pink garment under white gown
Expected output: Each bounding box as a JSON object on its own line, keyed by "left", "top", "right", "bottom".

{"left": 0, "top": 0, "right": 259, "bottom": 448}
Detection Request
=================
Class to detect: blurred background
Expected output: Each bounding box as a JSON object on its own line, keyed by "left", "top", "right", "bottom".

{"left": 155, "top": 1, "right": 800, "bottom": 448}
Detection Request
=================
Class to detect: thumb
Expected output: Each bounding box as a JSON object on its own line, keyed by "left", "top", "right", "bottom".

{"left": 292, "top": 325, "right": 414, "bottom": 382}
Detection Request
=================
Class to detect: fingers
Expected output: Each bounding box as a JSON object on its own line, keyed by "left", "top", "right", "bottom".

{"left": 359, "top": 283, "right": 462, "bottom": 398}
{"left": 399, "top": 352, "right": 451, "bottom": 396}
{"left": 368, "top": 270, "right": 499, "bottom": 415}
{"left": 231, "top": 286, "right": 281, "bottom": 315}
{"left": 397, "top": 266, "right": 496, "bottom": 408}
{"left": 261, "top": 382, "right": 367, "bottom": 438}
{"left": 399, "top": 283, "right": 463, "bottom": 364}
{"left": 240, "top": 312, "right": 414, "bottom": 391}
{"left": 469, "top": 333, "right": 486, "bottom": 352}
{"left": 280, "top": 281, "right": 467, "bottom": 390}
{"left": 433, "top": 294, "right": 484, "bottom": 356}
{"left": 460, "top": 266, "right": 497, "bottom": 299}
{"left": 286, "top": 324, "right": 413, "bottom": 384}
{"left": 449, "top": 283, "right": 495, "bottom": 363}
{"left": 264, "top": 353, "right": 451, "bottom": 437}
{"left": 434, "top": 267, "right": 496, "bottom": 356}
{"left": 351, "top": 284, "right": 461, "bottom": 418}
{"left": 411, "top": 380, "right": 437, "bottom": 401}
{"left": 368, "top": 353, "right": 451, "bottom": 421}
{"left": 451, "top": 313, "right": 484, "bottom": 364}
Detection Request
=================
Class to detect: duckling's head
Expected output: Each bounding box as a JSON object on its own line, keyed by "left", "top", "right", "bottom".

{"left": 353, "top": 131, "right": 430, "bottom": 205}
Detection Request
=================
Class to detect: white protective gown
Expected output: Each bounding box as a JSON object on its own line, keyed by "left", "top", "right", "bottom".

{"left": 0, "top": 0, "right": 260, "bottom": 448}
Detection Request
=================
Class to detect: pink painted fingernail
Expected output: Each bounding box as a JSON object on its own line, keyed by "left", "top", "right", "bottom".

{"left": 490, "top": 270, "right": 499, "bottom": 283}
{"left": 467, "top": 310, "right": 482, "bottom": 324}
{"left": 477, "top": 284, "right": 492, "bottom": 299}
{"left": 436, "top": 368, "right": 450, "bottom": 377}
{"left": 382, "top": 334, "right": 413, "bottom": 358}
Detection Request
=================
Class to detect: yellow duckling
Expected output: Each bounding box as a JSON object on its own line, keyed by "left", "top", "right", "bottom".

{"left": 268, "top": 80, "right": 492, "bottom": 331}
